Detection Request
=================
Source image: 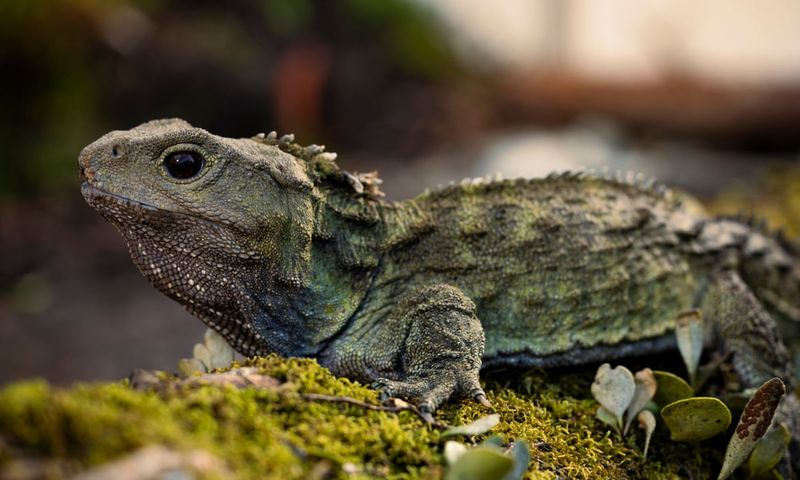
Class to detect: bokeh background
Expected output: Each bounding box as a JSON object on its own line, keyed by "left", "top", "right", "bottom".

{"left": 2, "top": 0, "right": 800, "bottom": 385}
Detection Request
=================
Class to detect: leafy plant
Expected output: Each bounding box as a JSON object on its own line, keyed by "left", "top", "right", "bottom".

{"left": 443, "top": 414, "right": 501, "bottom": 437}
{"left": 444, "top": 437, "right": 529, "bottom": 480}
{"left": 625, "top": 368, "right": 657, "bottom": 435}
{"left": 178, "top": 328, "right": 235, "bottom": 375}
{"left": 747, "top": 425, "right": 791, "bottom": 479}
{"left": 718, "top": 378, "right": 786, "bottom": 480}
{"left": 637, "top": 410, "right": 656, "bottom": 461}
{"left": 590, "top": 310, "right": 791, "bottom": 475}
{"left": 651, "top": 370, "right": 693, "bottom": 407}
{"left": 660, "top": 397, "right": 731, "bottom": 441}
{"left": 591, "top": 363, "right": 656, "bottom": 458}
{"left": 675, "top": 309, "right": 704, "bottom": 386}
{"left": 591, "top": 363, "right": 636, "bottom": 433}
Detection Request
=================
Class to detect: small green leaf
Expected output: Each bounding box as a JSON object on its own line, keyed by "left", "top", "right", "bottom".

{"left": 661, "top": 397, "right": 732, "bottom": 442}
{"left": 443, "top": 414, "right": 501, "bottom": 437}
{"left": 637, "top": 410, "right": 656, "bottom": 462}
{"left": 444, "top": 441, "right": 468, "bottom": 466}
{"left": 177, "top": 358, "right": 206, "bottom": 376}
{"left": 481, "top": 436, "right": 505, "bottom": 448}
{"left": 504, "top": 440, "right": 530, "bottom": 480}
{"left": 652, "top": 370, "right": 694, "bottom": 408}
{"left": 625, "top": 368, "right": 657, "bottom": 434}
{"left": 596, "top": 406, "right": 620, "bottom": 433}
{"left": 675, "top": 309, "right": 704, "bottom": 385}
{"left": 591, "top": 363, "right": 635, "bottom": 430}
{"left": 204, "top": 328, "right": 235, "bottom": 370}
{"left": 718, "top": 378, "right": 786, "bottom": 480}
{"left": 643, "top": 400, "right": 660, "bottom": 415}
{"left": 747, "top": 425, "right": 790, "bottom": 479}
{"left": 192, "top": 343, "right": 212, "bottom": 371}
{"left": 445, "top": 446, "right": 514, "bottom": 480}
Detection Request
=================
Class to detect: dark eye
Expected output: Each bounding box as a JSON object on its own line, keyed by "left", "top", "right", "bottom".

{"left": 164, "top": 151, "right": 204, "bottom": 179}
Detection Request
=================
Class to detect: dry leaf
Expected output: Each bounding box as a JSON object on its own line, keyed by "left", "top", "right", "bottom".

{"left": 637, "top": 410, "right": 656, "bottom": 462}
{"left": 625, "top": 368, "right": 657, "bottom": 434}
{"left": 676, "top": 310, "right": 704, "bottom": 386}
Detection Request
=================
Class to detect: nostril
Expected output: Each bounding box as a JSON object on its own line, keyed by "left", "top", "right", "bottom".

{"left": 111, "top": 144, "right": 123, "bottom": 158}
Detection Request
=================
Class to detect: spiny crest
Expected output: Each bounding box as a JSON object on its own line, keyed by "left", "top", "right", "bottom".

{"left": 544, "top": 168, "right": 678, "bottom": 204}
{"left": 716, "top": 213, "right": 799, "bottom": 256}
{"left": 251, "top": 130, "right": 385, "bottom": 199}
{"left": 427, "top": 168, "right": 680, "bottom": 208}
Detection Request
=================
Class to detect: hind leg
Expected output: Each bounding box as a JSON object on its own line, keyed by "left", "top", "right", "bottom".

{"left": 700, "top": 269, "right": 798, "bottom": 471}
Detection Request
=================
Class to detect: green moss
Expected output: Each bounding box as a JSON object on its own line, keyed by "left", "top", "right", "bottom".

{"left": 446, "top": 370, "right": 724, "bottom": 479}
{"left": 0, "top": 356, "right": 727, "bottom": 479}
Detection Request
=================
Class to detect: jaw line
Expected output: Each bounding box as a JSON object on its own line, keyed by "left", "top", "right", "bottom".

{"left": 81, "top": 181, "right": 160, "bottom": 212}
{"left": 80, "top": 181, "right": 245, "bottom": 239}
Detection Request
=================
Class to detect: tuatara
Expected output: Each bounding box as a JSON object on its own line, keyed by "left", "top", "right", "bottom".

{"left": 79, "top": 119, "right": 799, "bottom": 462}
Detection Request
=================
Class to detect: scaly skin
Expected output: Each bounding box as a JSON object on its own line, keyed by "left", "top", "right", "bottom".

{"left": 79, "top": 120, "right": 799, "bottom": 467}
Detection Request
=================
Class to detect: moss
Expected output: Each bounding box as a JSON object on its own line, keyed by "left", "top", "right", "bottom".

{"left": 0, "top": 357, "right": 441, "bottom": 479}
{"left": 0, "top": 355, "right": 733, "bottom": 479}
{"left": 445, "top": 369, "right": 724, "bottom": 479}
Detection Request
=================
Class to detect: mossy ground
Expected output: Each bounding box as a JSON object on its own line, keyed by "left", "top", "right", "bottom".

{"left": 0, "top": 355, "right": 730, "bottom": 479}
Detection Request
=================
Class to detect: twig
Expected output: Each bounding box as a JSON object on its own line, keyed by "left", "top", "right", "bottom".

{"left": 132, "top": 368, "right": 449, "bottom": 429}
{"left": 301, "top": 393, "right": 448, "bottom": 429}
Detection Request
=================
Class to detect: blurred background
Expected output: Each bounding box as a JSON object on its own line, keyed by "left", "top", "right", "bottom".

{"left": 1, "top": 0, "right": 800, "bottom": 385}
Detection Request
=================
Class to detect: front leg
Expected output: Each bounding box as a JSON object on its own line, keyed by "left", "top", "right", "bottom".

{"left": 325, "top": 284, "right": 489, "bottom": 419}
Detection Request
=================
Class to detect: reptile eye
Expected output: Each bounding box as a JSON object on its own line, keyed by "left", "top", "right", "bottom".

{"left": 164, "top": 151, "right": 204, "bottom": 180}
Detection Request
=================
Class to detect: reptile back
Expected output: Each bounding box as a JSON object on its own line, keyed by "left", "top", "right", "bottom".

{"left": 376, "top": 173, "right": 702, "bottom": 360}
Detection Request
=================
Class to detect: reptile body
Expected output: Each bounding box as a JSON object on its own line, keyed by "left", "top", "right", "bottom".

{"left": 79, "top": 120, "right": 799, "bottom": 469}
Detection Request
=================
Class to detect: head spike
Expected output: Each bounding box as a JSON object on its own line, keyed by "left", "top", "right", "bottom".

{"left": 305, "top": 144, "right": 325, "bottom": 155}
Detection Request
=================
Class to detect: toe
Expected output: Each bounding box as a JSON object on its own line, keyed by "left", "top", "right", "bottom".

{"left": 456, "top": 369, "right": 490, "bottom": 407}
{"left": 371, "top": 378, "right": 429, "bottom": 401}
{"left": 416, "top": 380, "right": 457, "bottom": 414}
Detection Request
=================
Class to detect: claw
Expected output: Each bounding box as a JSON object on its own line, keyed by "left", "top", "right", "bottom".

{"left": 420, "top": 410, "right": 435, "bottom": 424}
{"left": 418, "top": 405, "right": 436, "bottom": 424}
{"left": 474, "top": 392, "right": 493, "bottom": 408}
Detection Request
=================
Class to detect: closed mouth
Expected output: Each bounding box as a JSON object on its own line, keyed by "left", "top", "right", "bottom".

{"left": 80, "top": 181, "right": 237, "bottom": 230}
{"left": 81, "top": 181, "right": 158, "bottom": 212}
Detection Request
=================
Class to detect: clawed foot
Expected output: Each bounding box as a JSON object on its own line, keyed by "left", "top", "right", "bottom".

{"left": 371, "top": 368, "right": 492, "bottom": 424}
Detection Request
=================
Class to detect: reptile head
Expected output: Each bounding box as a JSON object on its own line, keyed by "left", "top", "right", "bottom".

{"left": 79, "top": 119, "right": 318, "bottom": 354}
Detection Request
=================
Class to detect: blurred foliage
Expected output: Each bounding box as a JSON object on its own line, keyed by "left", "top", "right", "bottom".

{"left": 0, "top": 0, "right": 457, "bottom": 199}
{"left": 707, "top": 168, "right": 800, "bottom": 238}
